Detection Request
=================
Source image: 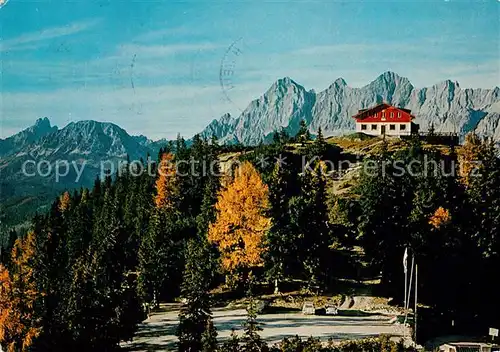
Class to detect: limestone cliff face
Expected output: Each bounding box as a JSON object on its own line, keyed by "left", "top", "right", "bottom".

{"left": 201, "top": 72, "right": 500, "bottom": 145}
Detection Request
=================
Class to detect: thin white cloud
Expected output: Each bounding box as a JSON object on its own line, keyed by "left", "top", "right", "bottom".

{"left": 0, "top": 18, "right": 101, "bottom": 52}
{"left": 1, "top": 40, "right": 224, "bottom": 87}
{"left": 133, "top": 26, "right": 202, "bottom": 43}
{"left": 117, "top": 43, "right": 224, "bottom": 57}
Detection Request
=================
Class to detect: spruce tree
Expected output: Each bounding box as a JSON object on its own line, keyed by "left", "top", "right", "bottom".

{"left": 264, "top": 160, "right": 296, "bottom": 293}
{"left": 177, "top": 238, "right": 216, "bottom": 352}
{"left": 221, "top": 329, "right": 240, "bottom": 352}
{"left": 289, "top": 160, "right": 331, "bottom": 290}
{"left": 296, "top": 119, "right": 311, "bottom": 145}
{"left": 201, "top": 318, "right": 218, "bottom": 352}
{"left": 306, "top": 127, "right": 327, "bottom": 160}
{"left": 466, "top": 136, "right": 500, "bottom": 326}
{"left": 356, "top": 149, "right": 413, "bottom": 296}
{"left": 31, "top": 199, "right": 72, "bottom": 350}
{"left": 241, "top": 277, "right": 267, "bottom": 352}
{"left": 139, "top": 152, "right": 184, "bottom": 305}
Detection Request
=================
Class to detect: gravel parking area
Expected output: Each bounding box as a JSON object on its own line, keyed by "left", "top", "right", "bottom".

{"left": 121, "top": 303, "right": 409, "bottom": 351}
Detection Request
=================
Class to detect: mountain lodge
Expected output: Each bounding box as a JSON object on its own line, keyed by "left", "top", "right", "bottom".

{"left": 353, "top": 103, "right": 419, "bottom": 137}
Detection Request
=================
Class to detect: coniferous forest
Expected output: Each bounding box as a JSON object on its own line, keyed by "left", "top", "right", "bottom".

{"left": 0, "top": 129, "right": 499, "bottom": 352}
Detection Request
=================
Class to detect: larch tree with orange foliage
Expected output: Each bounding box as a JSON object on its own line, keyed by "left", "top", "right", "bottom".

{"left": 154, "top": 152, "right": 178, "bottom": 209}
{"left": 208, "top": 161, "right": 271, "bottom": 287}
{"left": 58, "top": 191, "right": 71, "bottom": 213}
{"left": 429, "top": 207, "right": 451, "bottom": 229}
{"left": 0, "top": 232, "right": 40, "bottom": 352}
{"left": 459, "top": 132, "right": 484, "bottom": 187}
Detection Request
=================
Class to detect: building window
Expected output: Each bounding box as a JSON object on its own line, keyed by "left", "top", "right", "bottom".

{"left": 371, "top": 124, "right": 377, "bottom": 130}
{"left": 398, "top": 112, "right": 401, "bottom": 118}
{"left": 361, "top": 124, "right": 367, "bottom": 130}
{"left": 400, "top": 124, "right": 406, "bottom": 130}
{"left": 382, "top": 112, "right": 386, "bottom": 118}
{"left": 390, "top": 124, "right": 396, "bottom": 130}
{"left": 390, "top": 112, "right": 394, "bottom": 118}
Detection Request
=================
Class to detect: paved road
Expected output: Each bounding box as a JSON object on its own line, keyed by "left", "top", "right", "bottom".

{"left": 121, "top": 304, "right": 408, "bottom": 351}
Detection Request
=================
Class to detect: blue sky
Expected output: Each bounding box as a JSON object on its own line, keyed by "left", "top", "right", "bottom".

{"left": 1, "top": 0, "right": 499, "bottom": 139}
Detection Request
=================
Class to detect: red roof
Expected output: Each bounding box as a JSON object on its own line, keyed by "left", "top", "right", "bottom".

{"left": 353, "top": 103, "right": 414, "bottom": 123}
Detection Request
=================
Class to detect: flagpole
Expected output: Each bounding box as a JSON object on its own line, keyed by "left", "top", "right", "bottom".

{"left": 406, "top": 255, "right": 414, "bottom": 311}
{"left": 404, "top": 267, "right": 407, "bottom": 315}
{"left": 403, "top": 248, "right": 409, "bottom": 340}
{"left": 404, "top": 255, "right": 415, "bottom": 332}
{"left": 404, "top": 248, "right": 408, "bottom": 315}
{"left": 415, "top": 264, "right": 418, "bottom": 345}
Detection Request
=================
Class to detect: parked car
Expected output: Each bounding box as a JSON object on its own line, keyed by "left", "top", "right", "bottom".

{"left": 325, "top": 304, "right": 338, "bottom": 315}
{"left": 302, "top": 301, "right": 315, "bottom": 315}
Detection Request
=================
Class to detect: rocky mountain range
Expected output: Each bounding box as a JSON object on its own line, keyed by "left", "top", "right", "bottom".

{"left": 0, "top": 119, "right": 165, "bottom": 227}
{"left": 201, "top": 71, "right": 500, "bottom": 144}
{"left": 0, "top": 118, "right": 58, "bottom": 158}
{"left": 1, "top": 71, "right": 499, "bottom": 227}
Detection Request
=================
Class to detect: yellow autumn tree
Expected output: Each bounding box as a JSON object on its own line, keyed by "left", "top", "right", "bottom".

{"left": 208, "top": 161, "right": 271, "bottom": 281}
{"left": 0, "top": 231, "right": 40, "bottom": 352}
{"left": 0, "top": 265, "right": 21, "bottom": 352}
{"left": 429, "top": 207, "right": 451, "bottom": 229}
{"left": 58, "top": 191, "right": 71, "bottom": 213}
{"left": 458, "top": 132, "right": 483, "bottom": 187}
{"left": 154, "top": 152, "right": 178, "bottom": 209}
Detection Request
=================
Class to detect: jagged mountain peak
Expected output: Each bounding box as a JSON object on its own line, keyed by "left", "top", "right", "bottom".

{"left": 333, "top": 77, "right": 347, "bottom": 87}
{"left": 220, "top": 113, "right": 233, "bottom": 123}
{"left": 266, "top": 76, "right": 305, "bottom": 96}
{"left": 21, "top": 119, "right": 154, "bottom": 161}
{"left": 275, "top": 76, "right": 297, "bottom": 86}
{"left": 369, "top": 71, "right": 412, "bottom": 88}
{"left": 0, "top": 117, "right": 58, "bottom": 157}
{"left": 33, "top": 116, "right": 51, "bottom": 128}
{"left": 26, "top": 116, "right": 57, "bottom": 136}
{"left": 434, "top": 79, "right": 460, "bottom": 89}
{"left": 65, "top": 119, "right": 121, "bottom": 130}
{"left": 202, "top": 72, "right": 500, "bottom": 144}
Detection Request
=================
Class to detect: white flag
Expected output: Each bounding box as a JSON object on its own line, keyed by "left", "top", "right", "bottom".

{"left": 403, "top": 248, "right": 408, "bottom": 274}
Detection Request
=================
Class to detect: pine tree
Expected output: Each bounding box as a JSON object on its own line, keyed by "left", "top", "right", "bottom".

{"left": 31, "top": 198, "right": 73, "bottom": 350}
{"left": 465, "top": 136, "right": 500, "bottom": 326}
{"left": 296, "top": 120, "right": 311, "bottom": 145}
{"left": 221, "top": 329, "right": 240, "bottom": 352}
{"left": 279, "top": 128, "right": 290, "bottom": 145}
{"left": 289, "top": 161, "right": 331, "bottom": 289}
{"left": 356, "top": 149, "right": 414, "bottom": 296}
{"left": 177, "top": 239, "right": 216, "bottom": 352}
{"left": 241, "top": 277, "right": 268, "bottom": 352}
{"left": 139, "top": 151, "right": 184, "bottom": 306}
{"left": 138, "top": 209, "right": 167, "bottom": 307}
{"left": 86, "top": 188, "right": 128, "bottom": 348}
{"left": 201, "top": 318, "right": 218, "bottom": 352}
{"left": 306, "top": 127, "right": 327, "bottom": 160}
{"left": 264, "top": 161, "right": 296, "bottom": 294}
{"left": 0, "top": 229, "right": 17, "bottom": 268}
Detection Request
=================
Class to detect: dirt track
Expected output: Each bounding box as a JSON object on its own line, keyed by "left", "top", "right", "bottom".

{"left": 121, "top": 303, "right": 410, "bottom": 351}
